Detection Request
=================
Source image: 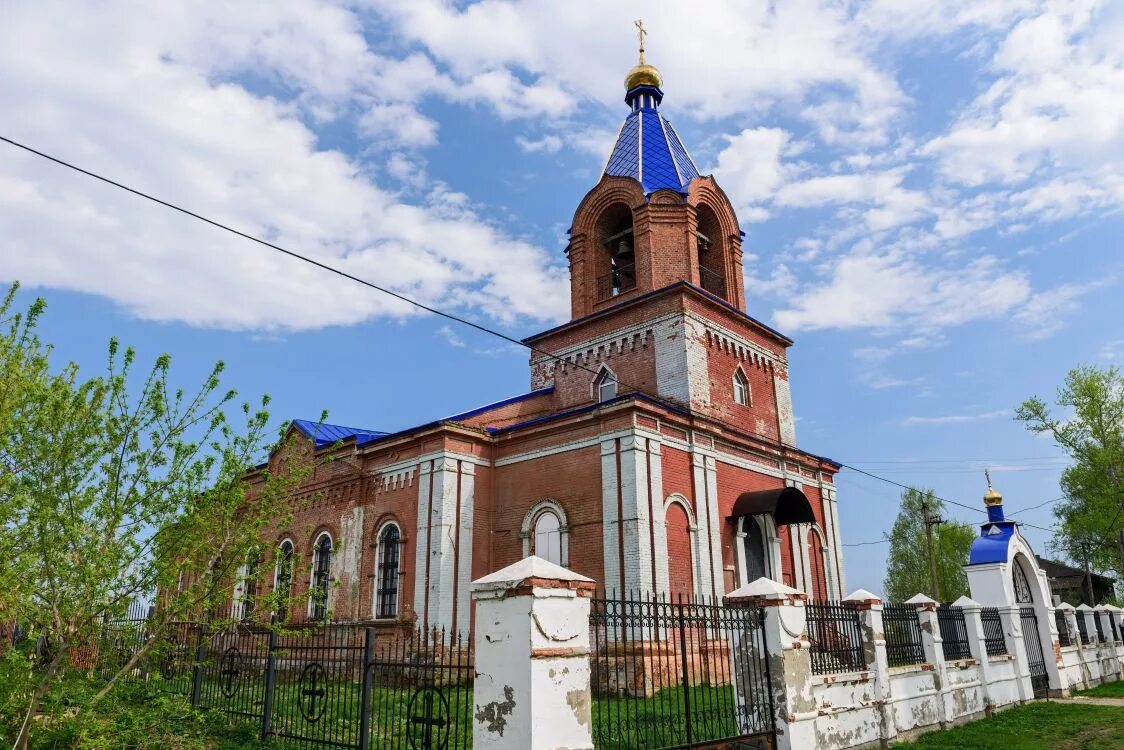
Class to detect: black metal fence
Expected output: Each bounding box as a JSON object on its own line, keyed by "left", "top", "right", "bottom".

{"left": 882, "top": 604, "right": 925, "bottom": 667}
{"left": 1094, "top": 613, "right": 1106, "bottom": 644}
{"left": 1054, "top": 609, "right": 1073, "bottom": 647}
{"left": 1077, "top": 612, "right": 1091, "bottom": 645}
{"left": 588, "top": 591, "right": 775, "bottom": 750}
{"left": 806, "top": 602, "right": 865, "bottom": 675}
{"left": 97, "top": 613, "right": 473, "bottom": 750}
{"left": 1111, "top": 613, "right": 1121, "bottom": 643}
{"left": 936, "top": 606, "right": 971, "bottom": 661}
{"left": 980, "top": 607, "right": 1007, "bottom": 657}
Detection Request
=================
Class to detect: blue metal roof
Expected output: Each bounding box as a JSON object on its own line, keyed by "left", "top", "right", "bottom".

{"left": 604, "top": 85, "right": 700, "bottom": 195}
{"left": 291, "top": 419, "right": 389, "bottom": 448}
{"left": 968, "top": 521, "right": 1016, "bottom": 565}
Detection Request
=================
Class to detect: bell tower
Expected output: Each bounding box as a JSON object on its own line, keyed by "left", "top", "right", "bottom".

{"left": 565, "top": 36, "right": 746, "bottom": 320}
{"left": 526, "top": 28, "right": 795, "bottom": 448}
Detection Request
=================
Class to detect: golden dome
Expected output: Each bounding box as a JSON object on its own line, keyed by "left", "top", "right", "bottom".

{"left": 625, "top": 63, "right": 663, "bottom": 91}
{"left": 984, "top": 470, "right": 1002, "bottom": 506}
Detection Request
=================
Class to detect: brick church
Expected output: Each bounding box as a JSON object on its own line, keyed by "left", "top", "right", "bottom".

{"left": 239, "top": 48, "right": 846, "bottom": 635}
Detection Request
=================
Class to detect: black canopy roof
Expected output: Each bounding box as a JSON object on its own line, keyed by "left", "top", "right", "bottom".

{"left": 731, "top": 486, "right": 815, "bottom": 526}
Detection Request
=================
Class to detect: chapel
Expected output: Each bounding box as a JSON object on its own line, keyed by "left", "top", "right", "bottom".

{"left": 238, "top": 41, "right": 846, "bottom": 635}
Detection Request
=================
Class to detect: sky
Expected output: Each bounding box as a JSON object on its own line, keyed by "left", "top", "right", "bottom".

{"left": 2, "top": 0, "right": 1122, "bottom": 596}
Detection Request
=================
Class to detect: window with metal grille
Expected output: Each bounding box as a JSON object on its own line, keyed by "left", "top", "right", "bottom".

{"left": 310, "top": 533, "right": 332, "bottom": 621}
{"left": 374, "top": 523, "right": 400, "bottom": 619}
{"left": 980, "top": 607, "right": 1007, "bottom": 656}
{"left": 1055, "top": 609, "right": 1073, "bottom": 647}
{"left": 937, "top": 605, "right": 972, "bottom": 660}
{"left": 806, "top": 603, "right": 866, "bottom": 675}
{"left": 883, "top": 604, "right": 925, "bottom": 667}
{"left": 1076, "top": 612, "right": 1090, "bottom": 644}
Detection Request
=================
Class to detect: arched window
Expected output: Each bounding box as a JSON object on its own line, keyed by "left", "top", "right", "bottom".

{"left": 733, "top": 368, "right": 751, "bottom": 406}
{"left": 695, "top": 204, "right": 727, "bottom": 300}
{"left": 374, "top": 523, "right": 401, "bottom": 619}
{"left": 597, "top": 203, "right": 635, "bottom": 299}
{"left": 533, "top": 511, "right": 563, "bottom": 566}
{"left": 274, "top": 539, "right": 294, "bottom": 622}
{"left": 595, "top": 367, "right": 618, "bottom": 403}
{"left": 310, "top": 533, "right": 333, "bottom": 621}
{"left": 1013, "top": 557, "right": 1033, "bottom": 603}
{"left": 521, "top": 500, "right": 570, "bottom": 568}
{"left": 232, "top": 553, "right": 260, "bottom": 622}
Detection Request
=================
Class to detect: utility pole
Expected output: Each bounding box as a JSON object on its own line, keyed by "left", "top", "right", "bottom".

{"left": 922, "top": 499, "right": 944, "bottom": 602}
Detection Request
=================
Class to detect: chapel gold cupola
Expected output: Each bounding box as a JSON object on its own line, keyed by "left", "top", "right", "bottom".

{"left": 564, "top": 21, "right": 746, "bottom": 320}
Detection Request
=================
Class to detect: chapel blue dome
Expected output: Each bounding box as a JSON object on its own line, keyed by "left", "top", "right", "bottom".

{"left": 603, "top": 81, "right": 701, "bottom": 196}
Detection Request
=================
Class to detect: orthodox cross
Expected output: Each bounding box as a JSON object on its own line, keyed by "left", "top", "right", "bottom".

{"left": 302, "top": 669, "right": 325, "bottom": 718}
{"left": 410, "top": 688, "right": 448, "bottom": 749}
{"left": 985, "top": 468, "right": 992, "bottom": 488}
{"left": 635, "top": 19, "right": 648, "bottom": 64}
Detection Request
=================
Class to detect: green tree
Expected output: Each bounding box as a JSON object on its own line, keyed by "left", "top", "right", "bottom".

{"left": 883, "top": 488, "right": 976, "bottom": 602}
{"left": 1016, "top": 365, "right": 1124, "bottom": 598}
{"left": 0, "top": 283, "right": 319, "bottom": 749}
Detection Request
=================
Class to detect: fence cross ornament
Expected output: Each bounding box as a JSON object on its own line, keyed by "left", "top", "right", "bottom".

{"left": 299, "top": 662, "right": 328, "bottom": 723}
{"left": 219, "top": 647, "right": 241, "bottom": 697}
{"left": 408, "top": 685, "right": 450, "bottom": 750}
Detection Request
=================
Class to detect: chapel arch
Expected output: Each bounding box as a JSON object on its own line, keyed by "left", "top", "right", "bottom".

{"left": 695, "top": 202, "right": 728, "bottom": 301}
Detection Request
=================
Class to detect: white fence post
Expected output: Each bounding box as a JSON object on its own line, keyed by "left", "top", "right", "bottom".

{"left": 471, "top": 557, "right": 595, "bottom": 750}
{"left": 843, "top": 589, "right": 894, "bottom": 745}
{"left": 907, "top": 594, "right": 952, "bottom": 727}
{"left": 726, "top": 578, "right": 816, "bottom": 750}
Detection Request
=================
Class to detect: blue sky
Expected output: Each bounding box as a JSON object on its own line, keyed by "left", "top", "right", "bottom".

{"left": 2, "top": 1, "right": 1122, "bottom": 595}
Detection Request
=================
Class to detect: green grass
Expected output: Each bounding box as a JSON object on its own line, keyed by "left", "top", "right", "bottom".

{"left": 1075, "top": 680, "right": 1124, "bottom": 699}
{"left": 591, "top": 684, "right": 771, "bottom": 750}
{"left": 892, "top": 701, "right": 1124, "bottom": 749}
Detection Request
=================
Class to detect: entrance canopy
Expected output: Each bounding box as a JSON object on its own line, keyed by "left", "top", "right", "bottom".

{"left": 731, "top": 486, "right": 815, "bottom": 526}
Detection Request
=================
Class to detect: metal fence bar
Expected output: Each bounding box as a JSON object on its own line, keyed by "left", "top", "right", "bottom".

{"left": 1077, "top": 613, "right": 1090, "bottom": 645}
{"left": 936, "top": 606, "right": 971, "bottom": 661}
{"left": 1094, "top": 613, "right": 1105, "bottom": 644}
{"left": 882, "top": 604, "right": 925, "bottom": 667}
{"left": 980, "top": 607, "right": 1007, "bottom": 656}
{"left": 1054, "top": 610, "right": 1073, "bottom": 647}
{"left": 806, "top": 602, "right": 865, "bottom": 675}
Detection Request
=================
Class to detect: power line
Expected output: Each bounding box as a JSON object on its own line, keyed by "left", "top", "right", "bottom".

{"left": 843, "top": 539, "right": 890, "bottom": 547}
{"left": 0, "top": 134, "right": 631, "bottom": 392}
{"left": 837, "top": 462, "right": 1057, "bottom": 535}
{"left": 0, "top": 134, "right": 1070, "bottom": 545}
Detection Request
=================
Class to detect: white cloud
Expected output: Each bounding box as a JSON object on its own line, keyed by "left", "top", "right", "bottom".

{"left": 903, "top": 409, "right": 1010, "bottom": 426}
{"left": 1012, "top": 277, "right": 1114, "bottom": 340}
{"left": 924, "top": 3, "right": 1124, "bottom": 193}
{"left": 0, "top": 1, "right": 570, "bottom": 332}
{"left": 366, "top": 0, "right": 906, "bottom": 142}
{"left": 436, "top": 325, "right": 465, "bottom": 348}
{"left": 515, "top": 135, "right": 563, "bottom": 154}
{"left": 773, "top": 254, "right": 1030, "bottom": 333}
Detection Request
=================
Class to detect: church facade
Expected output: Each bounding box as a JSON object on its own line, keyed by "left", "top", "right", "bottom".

{"left": 242, "top": 54, "right": 846, "bottom": 635}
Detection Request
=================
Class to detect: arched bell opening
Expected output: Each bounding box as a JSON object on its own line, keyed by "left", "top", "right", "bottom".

{"left": 595, "top": 202, "right": 636, "bottom": 300}
{"left": 695, "top": 203, "right": 728, "bottom": 302}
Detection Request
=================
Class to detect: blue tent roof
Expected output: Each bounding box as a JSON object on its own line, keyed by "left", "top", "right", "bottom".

{"left": 968, "top": 521, "right": 1016, "bottom": 565}
{"left": 291, "top": 419, "right": 388, "bottom": 448}
{"left": 604, "top": 85, "right": 700, "bottom": 195}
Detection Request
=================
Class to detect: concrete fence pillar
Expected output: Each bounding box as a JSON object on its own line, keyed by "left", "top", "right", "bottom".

{"left": 1061, "top": 605, "right": 1089, "bottom": 690}
{"left": 843, "top": 589, "right": 895, "bottom": 745}
{"left": 471, "top": 557, "right": 596, "bottom": 750}
{"left": 1076, "top": 605, "right": 1103, "bottom": 686}
{"left": 907, "top": 594, "right": 953, "bottom": 726}
{"left": 1095, "top": 606, "right": 1121, "bottom": 679}
{"left": 726, "top": 578, "right": 815, "bottom": 750}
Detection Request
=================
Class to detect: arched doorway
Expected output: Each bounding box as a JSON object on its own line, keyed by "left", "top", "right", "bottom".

{"left": 1013, "top": 554, "right": 1049, "bottom": 698}
{"left": 742, "top": 517, "right": 767, "bottom": 584}
{"left": 665, "top": 500, "right": 695, "bottom": 600}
